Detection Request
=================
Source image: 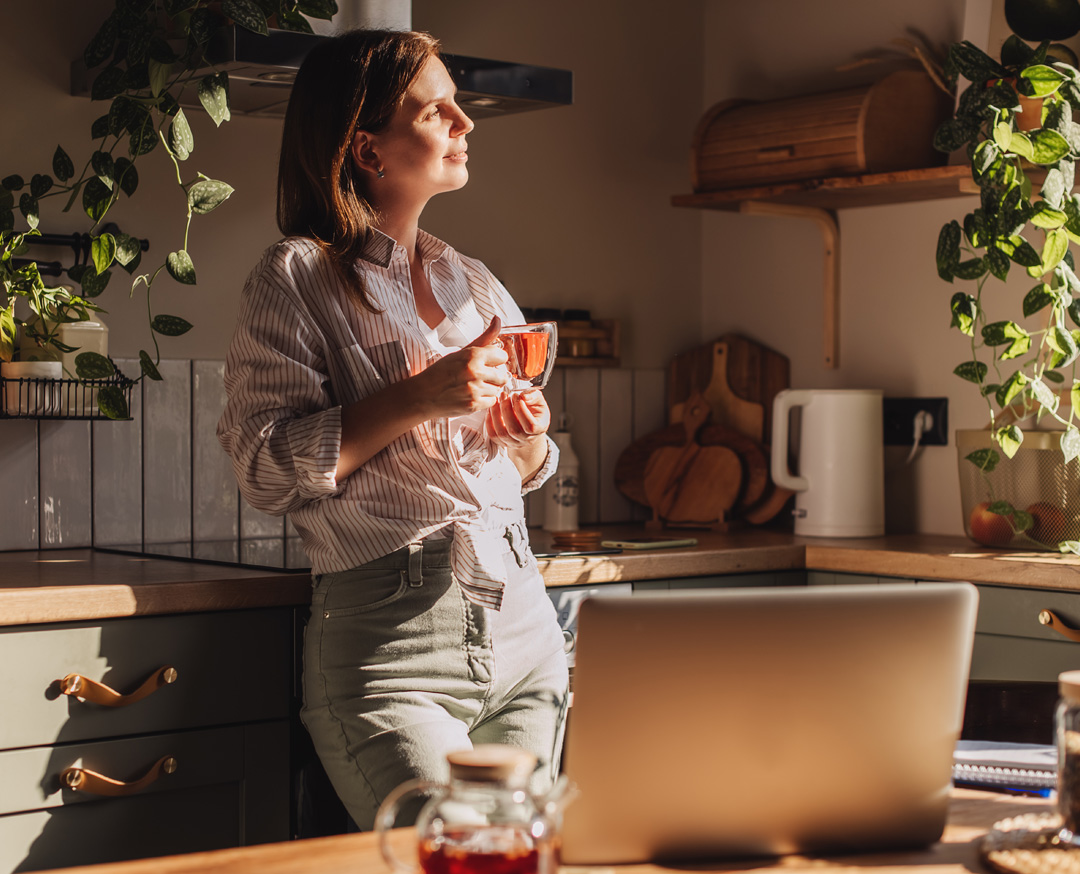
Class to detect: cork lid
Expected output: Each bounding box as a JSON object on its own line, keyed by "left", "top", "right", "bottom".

{"left": 446, "top": 745, "right": 537, "bottom": 786}
{"left": 1060, "top": 670, "right": 1080, "bottom": 704}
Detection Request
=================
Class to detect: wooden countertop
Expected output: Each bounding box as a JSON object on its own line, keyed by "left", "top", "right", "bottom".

{"left": 6, "top": 529, "right": 1080, "bottom": 626}
{"left": 41, "top": 788, "right": 1052, "bottom": 874}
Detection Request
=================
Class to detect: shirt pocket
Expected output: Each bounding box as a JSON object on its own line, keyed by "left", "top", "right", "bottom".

{"left": 365, "top": 339, "right": 413, "bottom": 384}
{"left": 327, "top": 343, "right": 385, "bottom": 405}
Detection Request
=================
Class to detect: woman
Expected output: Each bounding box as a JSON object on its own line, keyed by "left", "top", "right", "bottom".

{"left": 217, "top": 29, "right": 568, "bottom": 829}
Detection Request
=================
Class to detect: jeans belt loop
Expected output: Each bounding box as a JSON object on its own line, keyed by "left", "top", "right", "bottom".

{"left": 407, "top": 543, "right": 424, "bottom": 587}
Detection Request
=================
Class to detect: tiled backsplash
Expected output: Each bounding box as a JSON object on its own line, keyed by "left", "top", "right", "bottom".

{"left": 0, "top": 360, "right": 666, "bottom": 563}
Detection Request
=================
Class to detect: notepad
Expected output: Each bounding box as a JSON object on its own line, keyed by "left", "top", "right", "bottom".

{"left": 952, "top": 740, "right": 1057, "bottom": 791}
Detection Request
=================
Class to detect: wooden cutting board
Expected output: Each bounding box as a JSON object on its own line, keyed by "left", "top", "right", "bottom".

{"left": 668, "top": 334, "right": 790, "bottom": 444}
{"left": 642, "top": 395, "right": 743, "bottom": 527}
{"left": 615, "top": 420, "right": 768, "bottom": 511}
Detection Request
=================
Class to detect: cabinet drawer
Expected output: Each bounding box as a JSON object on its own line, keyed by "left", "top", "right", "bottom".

{"left": 0, "top": 722, "right": 288, "bottom": 873}
{"left": 0, "top": 608, "right": 292, "bottom": 750}
{"left": 976, "top": 584, "right": 1080, "bottom": 642}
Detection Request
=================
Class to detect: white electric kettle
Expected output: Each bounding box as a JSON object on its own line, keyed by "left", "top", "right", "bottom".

{"left": 771, "top": 389, "right": 884, "bottom": 537}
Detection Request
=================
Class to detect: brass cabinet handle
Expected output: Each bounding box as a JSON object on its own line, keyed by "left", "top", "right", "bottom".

{"left": 1039, "top": 609, "right": 1080, "bottom": 643}
{"left": 61, "top": 756, "right": 178, "bottom": 797}
{"left": 59, "top": 666, "right": 177, "bottom": 707}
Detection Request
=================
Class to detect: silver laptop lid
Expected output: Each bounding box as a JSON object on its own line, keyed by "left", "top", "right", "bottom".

{"left": 560, "top": 582, "right": 978, "bottom": 864}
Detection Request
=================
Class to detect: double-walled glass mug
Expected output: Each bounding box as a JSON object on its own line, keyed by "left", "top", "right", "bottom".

{"left": 497, "top": 322, "right": 558, "bottom": 392}
{"left": 375, "top": 745, "right": 575, "bottom": 874}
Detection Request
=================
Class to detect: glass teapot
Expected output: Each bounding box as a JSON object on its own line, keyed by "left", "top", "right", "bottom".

{"left": 374, "top": 744, "right": 575, "bottom": 874}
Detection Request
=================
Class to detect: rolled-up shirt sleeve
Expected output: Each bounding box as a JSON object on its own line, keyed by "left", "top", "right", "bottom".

{"left": 217, "top": 269, "right": 344, "bottom": 516}
{"left": 521, "top": 434, "right": 559, "bottom": 494}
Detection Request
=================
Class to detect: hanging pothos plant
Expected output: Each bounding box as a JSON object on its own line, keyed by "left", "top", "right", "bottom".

{"left": 934, "top": 32, "right": 1080, "bottom": 549}
{"left": 0, "top": 0, "right": 337, "bottom": 418}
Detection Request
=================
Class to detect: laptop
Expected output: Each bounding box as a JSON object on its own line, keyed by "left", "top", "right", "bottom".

{"left": 560, "top": 582, "right": 979, "bottom": 864}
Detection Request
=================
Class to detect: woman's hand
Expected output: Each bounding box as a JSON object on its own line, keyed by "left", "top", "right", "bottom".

{"left": 487, "top": 388, "right": 552, "bottom": 482}
{"left": 408, "top": 316, "right": 509, "bottom": 419}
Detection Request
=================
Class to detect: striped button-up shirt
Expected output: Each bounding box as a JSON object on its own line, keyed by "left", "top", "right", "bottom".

{"left": 217, "top": 231, "right": 557, "bottom": 610}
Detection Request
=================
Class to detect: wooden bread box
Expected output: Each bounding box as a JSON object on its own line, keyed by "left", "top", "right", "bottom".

{"left": 691, "top": 70, "right": 953, "bottom": 192}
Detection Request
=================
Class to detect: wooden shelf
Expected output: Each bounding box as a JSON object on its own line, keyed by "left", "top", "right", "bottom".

{"left": 671, "top": 164, "right": 973, "bottom": 212}
{"left": 554, "top": 318, "right": 620, "bottom": 368}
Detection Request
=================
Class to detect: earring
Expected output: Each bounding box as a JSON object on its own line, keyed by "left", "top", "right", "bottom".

{"left": 376, "top": 168, "right": 385, "bottom": 179}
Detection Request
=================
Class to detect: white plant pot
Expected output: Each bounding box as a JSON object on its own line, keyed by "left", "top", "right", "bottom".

{"left": 1, "top": 360, "right": 62, "bottom": 416}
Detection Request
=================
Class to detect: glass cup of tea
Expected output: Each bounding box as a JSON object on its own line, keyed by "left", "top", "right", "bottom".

{"left": 497, "top": 322, "right": 558, "bottom": 392}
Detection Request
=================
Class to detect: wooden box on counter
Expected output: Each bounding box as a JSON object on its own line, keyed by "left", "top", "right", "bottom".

{"left": 690, "top": 70, "right": 952, "bottom": 192}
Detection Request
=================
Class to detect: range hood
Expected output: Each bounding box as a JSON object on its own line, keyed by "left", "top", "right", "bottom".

{"left": 73, "top": 25, "right": 572, "bottom": 120}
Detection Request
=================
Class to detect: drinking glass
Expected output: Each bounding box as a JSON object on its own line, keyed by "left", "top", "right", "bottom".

{"left": 497, "top": 322, "right": 558, "bottom": 392}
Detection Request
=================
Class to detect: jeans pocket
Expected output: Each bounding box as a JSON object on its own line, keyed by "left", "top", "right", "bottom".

{"left": 320, "top": 566, "right": 410, "bottom": 617}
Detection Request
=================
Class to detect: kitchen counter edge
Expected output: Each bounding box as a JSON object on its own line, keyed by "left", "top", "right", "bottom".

{"left": 3, "top": 531, "right": 1080, "bottom": 626}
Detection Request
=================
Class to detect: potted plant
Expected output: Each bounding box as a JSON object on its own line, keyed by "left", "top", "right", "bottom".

{"left": 0, "top": 0, "right": 337, "bottom": 419}
{"left": 934, "top": 21, "right": 1080, "bottom": 552}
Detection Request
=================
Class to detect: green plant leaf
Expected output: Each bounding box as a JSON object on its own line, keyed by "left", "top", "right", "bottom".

{"left": 1046, "top": 369, "right": 1066, "bottom": 383}
{"left": 966, "top": 448, "right": 1001, "bottom": 472}
{"left": 75, "top": 351, "right": 115, "bottom": 380}
{"left": 1049, "top": 325, "right": 1080, "bottom": 365}
{"left": 1030, "top": 202, "right": 1068, "bottom": 228}
{"left": 954, "top": 258, "right": 987, "bottom": 280}
{"left": 954, "top": 360, "right": 988, "bottom": 383}
{"left": 997, "top": 371, "right": 1029, "bottom": 407}
{"left": 983, "top": 320, "right": 1025, "bottom": 346}
{"left": 83, "top": 13, "right": 117, "bottom": 68}
{"left": 223, "top": 0, "right": 269, "bottom": 35}
{"left": 113, "top": 233, "right": 141, "bottom": 267}
{"left": 91, "top": 65, "right": 126, "bottom": 101}
{"left": 91, "top": 151, "right": 114, "bottom": 190}
{"left": 948, "top": 41, "right": 1006, "bottom": 83}
{"left": 937, "top": 220, "right": 963, "bottom": 278}
{"left": 1043, "top": 167, "right": 1067, "bottom": 209}
{"left": 1063, "top": 427, "right": 1080, "bottom": 464}
{"left": 1024, "top": 282, "right": 1056, "bottom": 315}
{"left": 109, "top": 95, "right": 138, "bottom": 137}
{"left": 997, "top": 424, "right": 1024, "bottom": 458}
{"left": 1043, "top": 227, "right": 1071, "bottom": 272}
{"left": 81, "top": 177, "right": 112, "bottom": 222}
{"left": 114, "top": 158, "right": 138, "bottom": 197}
{"left": 1032, "top": 376, "right": 1060, "bottom": 410}
{"left": 951, "top": 292, "right": 978, "bottom": 335}
{"left": 90, "top": 114, "right": 110, "bottom": 139}
{"left": 91, "top": 233, "right": 116, "bottom": 275}
{"left": 276, "top": 9, "right": 313, "bottom": 31}
{"left": 79, "top": 268, "right": 111, "bottom": 298}
{"left": 1032, "top": 128, "right": 1071, "bottom": 163}
{"left": 2, "top": 175, "right": 24, "bottom": 191}
{"left": 987, "top": 245, "right": 1011, "bottom": 279}
{"left": 1010, "top": 238, "right": 1043, "bottom": 267}
{"left": 298, "top": 0, "right": 338, "bottom": 19}
{"left": 151, "top": 314, "right": 193, "bottom": 336}
{"left": 19, "top": 194, "right": 39, "bottom": 230}
{"left": 149, "top": 58, "right": 172, "bottom": 98}
{"left": 1022, "top": 64, "right": 1068, "bottom": 97}
{"left": 167, "top": 109, "right": 194, "bottom": 161}
{"left": 127, "top": 112, "right": 157, "bottom": 157}
{"left": 988, "top": 500, "right": 1015, "bottom": 517}
{"left": 187, "top": 179, "right": 234, "bottom": 214}
{"left": 994, "top": 120, "right": 1013, "bottom": 150}
{"left": 0, "top": 302, "right": 15, "bottom": 363}
{"left": 52, "top": 146, "right": 74, "bottom": 183}
{"left": 1073, "top": 380, "right": 1080, "bottom": 415}
{"left": 166, "top": 250, "right": 197, "bottom": 284}
{"left": 1012, "top": 509, "right": 1035, "bottom": 532}
{"left": 139, "top": 350, "right": 162, "bottom": 380}
{"left": 197, "top": 72, "right": 231, "bottom": 127}
{"left": 96, "top": 385, "right": 130, "bottom": 420}
{"left": 935, "top": 116, "right": 981, "bottom": 152}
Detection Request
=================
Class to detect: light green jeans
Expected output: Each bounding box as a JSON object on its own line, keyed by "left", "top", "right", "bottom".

{"left": 301, "top": 522, "right": 569, "bottom": 830}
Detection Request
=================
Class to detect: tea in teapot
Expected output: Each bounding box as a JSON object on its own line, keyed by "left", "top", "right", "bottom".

{"left": 375, "top": 744, "right": 574, "bottom": 874}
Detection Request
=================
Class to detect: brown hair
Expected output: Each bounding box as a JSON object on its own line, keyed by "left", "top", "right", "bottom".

{"left": 277, "top": 29, "right": 440, "bottom": 310}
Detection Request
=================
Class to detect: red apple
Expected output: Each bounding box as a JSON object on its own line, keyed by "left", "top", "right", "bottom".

{"left": 968, "top": 502, "right": 1014, "bottom": 547}
{"left": 1027, "top": 502, "right": 1070, "bottom": 545}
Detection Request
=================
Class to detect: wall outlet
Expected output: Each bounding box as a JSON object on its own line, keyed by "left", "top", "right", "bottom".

{"left": 882, "top": 397, "right": 949, "bottom": 446}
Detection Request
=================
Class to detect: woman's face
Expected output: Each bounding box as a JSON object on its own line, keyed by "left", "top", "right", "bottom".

{"left": 356, "top": 54, "right": 475, "bottom": 207}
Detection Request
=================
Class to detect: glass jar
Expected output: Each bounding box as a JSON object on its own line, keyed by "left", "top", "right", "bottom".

{"left": 376, "top": 745, "right": 569, "bottom": 874}
{"left": 1057, "top": 670, "right": 1080, "bottom": 841}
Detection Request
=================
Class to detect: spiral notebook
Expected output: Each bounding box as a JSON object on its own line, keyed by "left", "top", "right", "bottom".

{"left": 952, "top": 740, "right": 1057, "bottom": 791}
